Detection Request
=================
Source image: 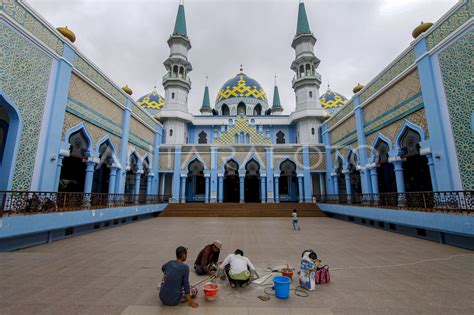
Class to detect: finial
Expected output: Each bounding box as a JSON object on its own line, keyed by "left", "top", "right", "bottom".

{"left": 205, "top": 75, "right": 208, "bottom": 86}
{"left": 274, "top": 74, "right": 278, "bottom": 86}
{"left": 179, "top": 0, "right": 184, "bottom": 5}
{"left": 240, "top": 64, "right": 243, "bottom": 73}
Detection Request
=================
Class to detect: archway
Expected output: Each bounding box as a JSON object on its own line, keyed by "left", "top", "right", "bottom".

{"left": 375, "top": 139, "right": 396, "bottom": 193}
{"left": 198, "top": 131, "right": 208, "bottom": 144}
{"left": 237, "top": 102, "right": 246, "bottom": 116}
{"left": 335, "top": 156, "right": 346, "bottom": 196}
{"left": 276, "top": 131, "right": 285, "bottom": 144}
{"left": 59, "top": 129, "right": 89, "bottom": 192}
{"left": 125, "top": 153, "right": 139, "bottom": 202}
{"left": 221, "top": 104, "right": 229, "bottom": 116}
{"left": 279, "top": 159, "right": 299, "bottom": 202}
{"left": 399, "top": 128, "right": 432, "bottom": 192}
{"left": 139, "top": 157, "right": 150, "bottom": 202}
{"left": 91, "top": 141, "right": 113, "bottom": 194}
{"left": 224, "top": 159, "right": 239, "bottom": 202}
{"left": 244, "top": 159, "right": 260, "bottom": 202}
{"left": 253, "top": 104, "right": 262, "bottom": 116}
{"left": 347, "top": 151, "right": 361, "bottom": 194}
{"left": 0, "top": 94, "right": 20, "bottom": 191}
{"left": 186, "top": 159, "right": 205, "bottom": 202}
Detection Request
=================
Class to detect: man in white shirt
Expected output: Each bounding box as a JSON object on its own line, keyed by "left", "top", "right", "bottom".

{"left": 219, "top": 249, "right": 256, "bottom": 288}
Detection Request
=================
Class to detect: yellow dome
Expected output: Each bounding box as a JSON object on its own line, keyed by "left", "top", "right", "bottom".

{"left": 122, "top": 85, "right": 132, "bottom": 95}
{"left": 56, "top": 26, "right": 76, "bottom": 43}
{"left": 412, "top": 22, "right": 433, "bottom": 39}
{"left": 353, "top": 83, "right": 364, "bottom": 94}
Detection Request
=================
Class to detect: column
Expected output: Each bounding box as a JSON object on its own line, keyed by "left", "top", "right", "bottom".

{"left": 425, "top": 153, "right": 438, "bottom": 191}
{"left": 239, "top": 175, "right": 245, "bottom": 203}
{"left": 265, "top": 148, "right": 274, "bottom": 203}
{"left": 297, "top": 175, "right": 304, "bottom": 203}
{"left": 210, "top": 148, "right": 218, "bottom": 202}
{"left": 343, "top": 170, "right": 352, "bottom": 203}
{"left": 134, "top": 170, "right": 142, "bottom": 203}
{"left": 117, "top": 103, "right": 132, "bottom": 193}
{"left": 260, "top": 175, "right": 266, "bottom": 203}
{"left": 53, "top": 155, "right": 65, "bottom": 191}
{"left": 146, "top": 173, "right": 153, "bottom": 195}
{"left": 171, "top": 146, "right": 182, "bottom": 203}
{"left": 302, "top": 146, "right": 313, "bottom": 202}
{"left": 108, "top": 166, "right": 119, "bottom": 194}
{"left": 321, "top": 123, "right": 335, "bottom": 195}
{"left": 369, "top": 166, "right": 379, "bottom": 194}
{"left": 274, "top": 174, "right": 280, "bottom": 203}
{"left": 218, "top": 174, "right": 224, "bottom": 203}
{"left": 391, "top": 159, "right": 406, "bottom": 205}
{"left": 332, "top": 174, "right": 339, "bottom": 195}
{"left": 319, "top": 173, "right": 326, "bottom": 196}
{"left": 205, "top": 174, "right": 210, "bottom": 203}
{"left": 354, "top": 97, "right": 372, "bottom": 194}
{"left": 84, "top": 159, "right": 96, "bottom": 194}
{"left": 180, "top": 175, "right": 186, "bottom": 203}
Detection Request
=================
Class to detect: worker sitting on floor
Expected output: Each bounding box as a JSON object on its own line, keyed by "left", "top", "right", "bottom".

{"left": 194, "top": 240, "right": 222, "bottom": 276}
{"left": 159, "top": 246, "right": 198, "bottom": 308}
{"left": 219, "top": 249, "right": 257, "bottom": 288}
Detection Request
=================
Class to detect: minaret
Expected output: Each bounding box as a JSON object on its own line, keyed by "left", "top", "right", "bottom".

{"left": 272, "top": 76, "right": 283, "bottom": 115}
{"left": 161, "top": 2, "right": 193, "bottom": 144}
{"left": 291, "top": 1, "right": 321, "bottom": 111}
{"left": 200, "top": 77, "right": 212, "bottom": 115}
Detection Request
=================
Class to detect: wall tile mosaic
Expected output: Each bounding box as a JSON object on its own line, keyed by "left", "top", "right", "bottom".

{"left": 0, "top": 22, "right": 52, "bottom": 190}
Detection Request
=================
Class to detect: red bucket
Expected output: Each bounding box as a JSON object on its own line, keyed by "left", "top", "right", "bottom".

{"left": 203, "top": 283, "right": 219, "bottom": 301}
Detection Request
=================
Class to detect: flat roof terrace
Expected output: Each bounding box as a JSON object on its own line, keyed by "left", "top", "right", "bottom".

{"left": 0, "top": 217, "right": 472, "bottom": 314}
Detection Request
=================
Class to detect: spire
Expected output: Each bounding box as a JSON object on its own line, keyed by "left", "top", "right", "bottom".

{"left": 173, "top": 3, "right": 187, "bottom": 38}
{"left": 200, "top": 77, "right": 212, "bottom": 114}
{"left": 272, "top": 85, "right": 282, "bottom": 109}
{"left": 296, "top": 1, "right": 311, "bottom": 35}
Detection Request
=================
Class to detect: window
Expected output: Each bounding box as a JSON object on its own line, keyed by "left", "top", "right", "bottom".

{"left": 311, "top": 128, "right": 315, "bottom": 135}
{"left": 309, "top": 91, "right": 313, "bottom": 98}
{"left": 276, "top": 131, "right": 285, "bottom": 144}
{"left": 240, "top": 132, "right": 244, "bottom": 144}
{"left": 237, "top": 102, "right": 246, "bottom": 116}
{"left": 234, "top": 134, "right": 239, "bottom": 144}
{"left": 246, "top": 133, "right": 250, "bottom": 144}
{"left": 198, "top": 131, "right": 208, "bottom": 144}
{"left": 169, "top": 129, "right": 173, "bottom": 137}
{"left": 253, "top": 104, "right": 262, "bottom": 115}
{"left": 222, "top": 104, "right": 230, "bottom": 116}
{"left": 171, "top": 92, "right": 175, "bottom": 99}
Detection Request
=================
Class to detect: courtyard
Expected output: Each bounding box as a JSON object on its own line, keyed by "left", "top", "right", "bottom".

{"left": 0, "top": 216, "right": 472, "bottom": 314}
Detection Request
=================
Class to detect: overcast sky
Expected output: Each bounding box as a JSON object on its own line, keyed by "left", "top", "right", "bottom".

{"left": 27, "top": 0, "right": 457, "bottom": 114}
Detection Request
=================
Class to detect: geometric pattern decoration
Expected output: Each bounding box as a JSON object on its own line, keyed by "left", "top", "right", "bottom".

{"left": 213, "top": 118, "right": 271, "bottom": 145}
{"left": 439, "top": 31, "right": 474, "bottom": 190}
{"left": 158, "top": 147, "right": 175, "bottom": 171}
{"left": 0, "top": 22, "right": 53, "bottom": 190}
{"left": 216, "top": 73, "right": 268, "bottom": 103}
{"left": 129, "top": 117, "right": 155, "bottom": 152}
{"left": 330, "top": 115, "right": 357, "bottom": 146}
{"left": 426, "top": 1, "right": 473, "bottom": 50}
{"left": 1, "top": 0, "right": 64, "bottom": 55}
{"left": 132, "top": 104, "right": 159, "bottom": 130}
{"left": 137, "top": 88, "right": 165, "bottom": 117}
{"left": 364, "top": 70, "right": 422, "bottom": 124}
{"left": 328, "top": 100, "right": 355, "bottom": 128}
{"left": 319, "top": 88, "right": 348, "bottom": 109}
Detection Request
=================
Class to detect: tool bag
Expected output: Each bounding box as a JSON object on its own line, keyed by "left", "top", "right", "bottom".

{"left": 316, "top": 265, "right": 330, "bottom": 284}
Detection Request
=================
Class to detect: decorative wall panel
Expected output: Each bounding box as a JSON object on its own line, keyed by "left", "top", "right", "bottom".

{"left": 330, "top": 115, "right": 357, "bottom": 146}
{"left": 214, "top": 118, "right": 271, "bottom": 145}
{"left": 129, "top": 117, "right": 154, "bottom": 152}
{"left": 0, "top": 22, "right": 52, "bottom": 190}
{"left": 132, "top": 105, "right": 158, "bottom": 130}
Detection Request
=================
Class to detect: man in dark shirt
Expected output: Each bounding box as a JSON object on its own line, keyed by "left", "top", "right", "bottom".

{"left": 194, "top": 240, "right": 222, "bottom": 276}
{"left": 159, "top": 246, "right": 198, "bottom": 308}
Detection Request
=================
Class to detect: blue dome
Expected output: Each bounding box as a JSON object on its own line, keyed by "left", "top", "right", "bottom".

{"left": 320, "top": 88, "right": 348, "bottom": 109}
{"left": 216, "top": 73, "right": 268, "bottom": 104}
{"left": 137, "top": 88, "right": 165, "bottom": 117}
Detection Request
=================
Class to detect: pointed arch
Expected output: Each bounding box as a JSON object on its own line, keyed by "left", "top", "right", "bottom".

{"left": 222, "top": 156, "right": 241, "bottom": 173}
{"left": 333, "top": 150, "right": 345, "bottom": 171}
{"left": 241, "top": 155, "right": 264, "bottom": 173}
{"left": 186, "top": 155, "right": 208, "bottom": 171}
{"left": 394, "top": 120, "right": 426, "bottom": 151}
{"left": 369, "top": 132, "right": 392, "bottom": 163}
{"left": 63, "top": 122, "right": 94, "bottom": 157}
{"left": 221, "top": 104, "right": 230, "bottom": 116}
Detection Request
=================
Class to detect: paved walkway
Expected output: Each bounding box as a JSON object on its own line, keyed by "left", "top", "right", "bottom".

{"left": 0, "top": 217, "right": 472, "bottom": 314}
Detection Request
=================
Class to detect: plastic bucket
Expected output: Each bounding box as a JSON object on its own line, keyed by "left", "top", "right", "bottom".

{"left": 203, "top": 283, "right": 219, "bottom": 301}
{"left": 273, "top": 276, "right": 291, "bottom": 299}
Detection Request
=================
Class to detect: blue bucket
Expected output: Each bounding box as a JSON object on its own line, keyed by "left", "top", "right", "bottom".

{"left": 273, "top": 276, "right": 291, "bottom": 299}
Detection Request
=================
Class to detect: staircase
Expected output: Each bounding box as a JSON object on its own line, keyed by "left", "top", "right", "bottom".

{"left": 159, "top": 202, "right": 326, "bottom": 217}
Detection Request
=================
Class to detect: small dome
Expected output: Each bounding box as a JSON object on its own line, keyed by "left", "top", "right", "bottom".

{"left": 320, "top": 88, "right": 348, "bottom": 115}
{"left": 216, "top": 73, "right": 268, "bottom": 104}
{"left": 122, "top": 85, "right": 132, "bottom": 95}
{"left": 353, "top": 83, "right": 364, "bottom": 94}
{"left": 56, "top": 26, "right": 76, "bottom": 43}
{"left": 412, "top": 22, "right": 433, "bottom": 39}
{"left": 137, "top": 88, "right": 165, "bottom": 117}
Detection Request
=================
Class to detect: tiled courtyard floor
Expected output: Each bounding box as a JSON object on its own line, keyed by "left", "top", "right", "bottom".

{"left": 0, "top": 216, "right": 473, "bottom": 314}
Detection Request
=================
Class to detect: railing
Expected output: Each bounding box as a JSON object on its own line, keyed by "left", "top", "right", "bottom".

{"left": 0, "top": 191, "right": 170, "bottom": 217}
{"left": 314, "top": 191, "right": 473, "bottom": 215}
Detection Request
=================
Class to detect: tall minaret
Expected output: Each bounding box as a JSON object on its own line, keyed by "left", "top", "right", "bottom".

{"left": 161, "top": 2, "right": 193, "bottom": 144}
{"left": 291, "top": 1, "right": 321, "bottom": 111}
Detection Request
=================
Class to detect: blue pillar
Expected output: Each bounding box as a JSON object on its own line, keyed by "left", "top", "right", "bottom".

{"left": 117, "top": 103, "right": 132, "bottom": 193}
{"left": 425, "top": 153, "right": 438, "bottom": 191}
{"left": 260, "top": 175, "right": 266, "bottom": 203}
{"left": 302, "top": 146, "right": 313, "bottom": 202}
{"left": 332, "top": 174, "right": 339, "bottom": 195}
{"left": 354, "top": 97, "right": 372, "bottom": 194}
{"left": 180, "top": 175, "right": 186, "bottom": 203}
{"left": 297, "top": 175, "right": 304, "bottom": 203}
{"left": 151, "top": 128, "right": 162, "bottom": 194}
{"left": 321, "top": 123, "right": 334, "bottom": 195}
{"left": 344, "top": 171, "right": 352, "bottom": 202}
{"left": 54, "top": 155, "right": 65, "bottom": 191}
{"left": 415, "top": 37, "right": 459, "bottom": 191}
{"left": 84, "top": 160, "right": 96, "bottom": 194}
{"left": 205, "top": 174, "right": 210, "bottom": 203}
{"left": 274, "top": 175, "right": 280, "bottom": 203}
{"left": 35, "top": 45, "right": 74, "bottom": 191}
{"left": 146, "top": 174, "right": 153, "bottom": 195}
{"left": 108, "top": 166, "right": 119, "bottom": 194}
{"left": 218, "top": 175, "right": 224, "bottom": 203}
{"left": 369, "top": 167, "right": 379, "bottom": 194}
{"left": 265, "top": 148, "right": 274, "bottom": 202}
{"left": 239, "top": 174, "right": 245, "bottom": 203}
{"left": 134, "top": 171, "right": 142, "bottom": 198}
{"left": 392, "top": 160, "right": 406, "bottom": 194}
{"left": 210, "top": 148, "right": 218, "bottom": 202}
{"left": 171, "top": 146, "right": 182, "bottom": 203}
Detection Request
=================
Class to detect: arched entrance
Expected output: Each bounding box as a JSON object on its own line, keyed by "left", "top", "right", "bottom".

{"left": 244, "top": 159, "right": 260, "bottom": 202}
{"left": 335, "top": 156, "right": 346, "bottom": 195}
{"left": 237, "top": 102, "right": 246, "bottom": 116}
{"left": 125, "top": 153, "right": 139, "bottom": 202}
{"left": 347, "top": 152, "right": 361, "bottom": 194}
{"left": 253, "top": 104, "right": 262, "bottom": 115}
{"left": 186, "top": 159, "right": 205, "bottom": 202}
{"left": 375, "top": 140, "right": 396, "bottom": 192}
{"left": 279, "top": 159, "right": 299, "bottom": 202}
{"left": 91, "top": 141, "right": 113, "bottom": 193}
{"left": 58, "top": 130, "right": 89, "bottom": 192}
{"left": 399, "top": 128, "right": 432, "bottom": 192}
{"left": 139, "top": 157, "right": 150, "bottom": 202}
{"left": 0, "top": 94, "right": 20, "bottom": 191}
{"left": 224, "top": 159, "right": 240, "bottom": 202}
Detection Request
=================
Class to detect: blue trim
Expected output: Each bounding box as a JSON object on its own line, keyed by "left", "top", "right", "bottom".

{"left": 354, "top": 97, "right": 372, "bottom": 194}
{"left": 67, "top": 97, "right": 123, "bottom": 132}
{"left": 172, "top": 146, "right": 182, "bottom": 202}
{"left": 302, "top": 146, "right": 312, "bottom": 202}
{"left": 265, "top": 148, "right": 274, "bottom": 201}
{"left": 364, "top": 92, "right": 423, "bottom": 127}
{"left": 117, "top": 101, "right": 132, "bottom": 193}
{"left": 322, "top": 123, "right": 334, "bottom": 195}
{"left": 0, "top": 90, "right": 22, "bottom": 191}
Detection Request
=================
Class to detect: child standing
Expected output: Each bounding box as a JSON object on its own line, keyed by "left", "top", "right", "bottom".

{"left": 292, "top": 209, "right": 301, "bottom": 231}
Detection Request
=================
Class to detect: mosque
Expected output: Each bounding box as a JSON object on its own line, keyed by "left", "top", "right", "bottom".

{"left": 0, "top": 0, "right": 472, "bottom": 207}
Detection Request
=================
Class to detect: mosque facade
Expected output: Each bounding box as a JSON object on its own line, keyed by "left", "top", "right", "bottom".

{"left": 0, "top": 0, "right": 472, "bottom": 205}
